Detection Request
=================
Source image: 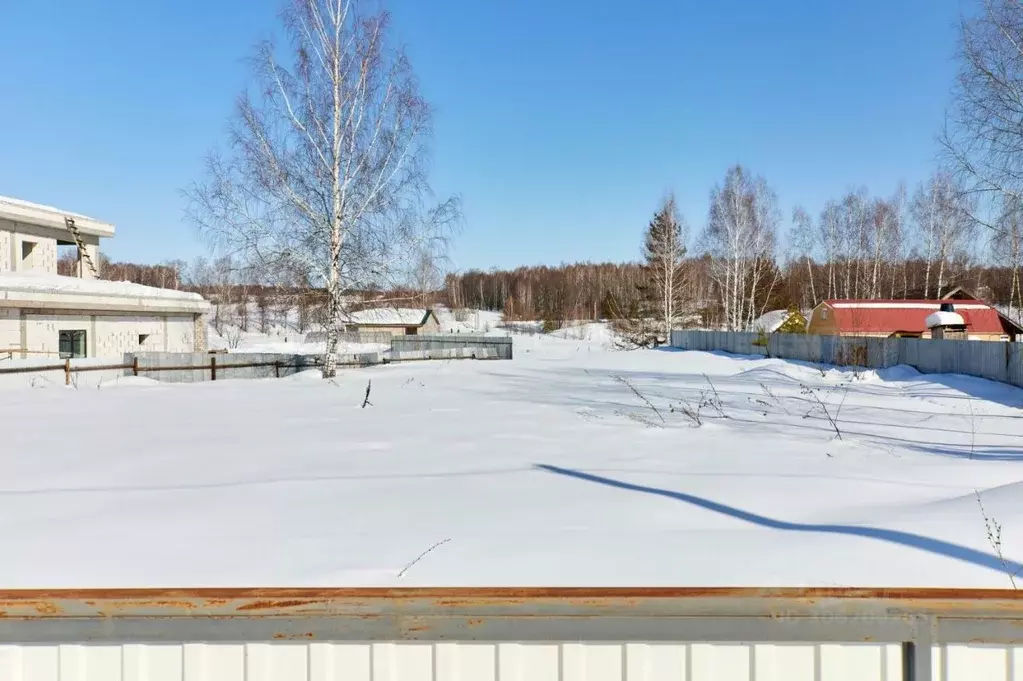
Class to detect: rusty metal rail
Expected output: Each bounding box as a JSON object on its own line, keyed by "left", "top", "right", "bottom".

{"left": 0, "top": 587, "right": 1022, "bottom": 673}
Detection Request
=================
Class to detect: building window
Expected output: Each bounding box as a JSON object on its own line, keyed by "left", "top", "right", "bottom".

{"left": 138, "top": 333, "right": 150, "bottom": 346}
{"left": 58, "top": 330, "right": 87, "bottom": 359}
{"left": 405, "top": 327, "right": 418, "bottom": 335}
{"left": 821, "top": 308, "right": 828, "bottom": 320}
{"left": 21, "top": 241, "right": 36, "bottom": 268}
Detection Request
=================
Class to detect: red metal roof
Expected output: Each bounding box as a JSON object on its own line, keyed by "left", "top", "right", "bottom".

{"left": 821, "top": 300, "right": 1006, "bottom": 335}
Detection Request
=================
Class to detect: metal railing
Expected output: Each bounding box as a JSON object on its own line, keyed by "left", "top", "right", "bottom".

{"left": 0, "top": 587, "right": 1021, "bottom": 679}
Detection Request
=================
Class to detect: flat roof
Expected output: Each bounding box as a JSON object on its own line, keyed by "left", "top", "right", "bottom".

{"left": 0, "top": 272, "right": 209, "bottom": 314}
{"left": 0, "top": 195, "right": 115, "bottom": 238}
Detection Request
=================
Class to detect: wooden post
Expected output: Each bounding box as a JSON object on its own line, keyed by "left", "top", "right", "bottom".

{"left": 64, "top": 359, "right": 71, "bottom": 386}
{"left": 132, "top": 356, "right": 139, "bottom": 377}
{"left": 274, "top": 361, "right": 280, "bottom": 379}
{"left": 211, "top": 356, "right": 217, "bottom": 381}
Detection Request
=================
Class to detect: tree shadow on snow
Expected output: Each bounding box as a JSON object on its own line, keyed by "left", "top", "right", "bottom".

{"left": 534, "top": 463, "right": 1023, "bottom": 578}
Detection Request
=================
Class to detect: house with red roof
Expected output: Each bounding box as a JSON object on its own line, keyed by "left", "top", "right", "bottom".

{"left": 806, "top": 298, "right": 1023, "bottom": 341}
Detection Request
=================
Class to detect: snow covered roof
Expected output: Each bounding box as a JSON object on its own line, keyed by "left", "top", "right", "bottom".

{"left": 343, "top": 307, "right": 434, "bottom": 326}
{"left": 752, "top": 310, "right": 791, "bottom": 333}
{"left": 0, "top": 272, "right": 209, "bottom": 313}
{"left": 925, "top": 310, "right": 966, "bottom": 328}
{"left": 0, "top": 195, "right": 115, "bottom": 238}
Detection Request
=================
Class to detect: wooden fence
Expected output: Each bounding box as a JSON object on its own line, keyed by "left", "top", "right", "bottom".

{"left": 0, "top": 356, "right": 323, "bottom": 385}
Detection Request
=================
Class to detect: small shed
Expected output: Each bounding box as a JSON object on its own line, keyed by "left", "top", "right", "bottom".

{"left": 926, "top": 304, "right": 968, "bottom": 340}
{"left": 342, "top": 308, "right": 440, "bottom": 336}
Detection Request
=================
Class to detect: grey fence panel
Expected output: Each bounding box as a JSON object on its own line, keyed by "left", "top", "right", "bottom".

{"left": 1010, "top": 344, "right": 1023, "bottom": 388}
{"left": 975, "top": 340, "right": 1010, "bottom": 383}
{"left": 671, "top": 331, "right": 1023, "bottom": 390}
{"left": 766, "top": 332, "right": 786, "bottom": 360}
{"left": 818, "top": 335, "right": 837, "bottom": 366}
{"left": 952, "top": 340, "right": 978, "bottom": 380}
{"left": 832, "top": 337, "right": 870, "bottom": 367}
{"left": 724, "top": 331, "right": 757, "bottom": 355}
{"left": 782, "top": 333, "right": 820, "bottom": 363}
{"left": 866, "top": 337, "right": 897, "bottom": 369}
{"left": 390, "top": 335, "right": 513, "bottom": 360}
{"left": 902, "top": 339, "right": 943, "bottom": 375}
{"left": 942, "top": 340, "right": 961, "bottom": 377}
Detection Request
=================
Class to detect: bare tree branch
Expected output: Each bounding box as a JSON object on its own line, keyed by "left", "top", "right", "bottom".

{"left": 185, "top": 0, "right": 461, "bottom": 378}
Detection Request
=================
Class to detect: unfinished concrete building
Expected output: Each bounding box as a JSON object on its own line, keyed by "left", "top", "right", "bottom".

{"left": 0, "top": 196, "right": 209, "bottom": 360}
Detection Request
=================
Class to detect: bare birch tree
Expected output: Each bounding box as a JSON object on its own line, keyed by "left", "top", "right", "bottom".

{"left": 942, "top": 0, "right": 1023, "bottom": 220}
{"left": 993, "top": 195, "right": 1023, "bottom": 317}
{"left": 702, "top": 165, "right": 779, "bottom": 330}
{"left": 186, "top": 0, "right": 459, "bottom": 377}
{"left": 868, "top": 187, "right": 905, "bottom": 299}
{"left": 818, "top": 200, "right": 841, "bottom": 299}
{"left": 884, "top": 184, "right": 909, "bottom": 298}
{"left": 912, "top": 172, "right": 977, "bottom": 298}
{"left": 790, "top": 205, "right": 818, "bottom": 308}
{"left": 643, "top": 194, "right": 689, "bottom": 341}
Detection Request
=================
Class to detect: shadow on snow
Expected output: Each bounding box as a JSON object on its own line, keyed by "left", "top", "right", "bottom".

{"left": 534, "top": 463, "right": 1023, "bottom": 578}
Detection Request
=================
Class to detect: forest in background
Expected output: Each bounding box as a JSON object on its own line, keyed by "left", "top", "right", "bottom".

{"left": 63, "top": 166, "right": 1023, "bottom": 334}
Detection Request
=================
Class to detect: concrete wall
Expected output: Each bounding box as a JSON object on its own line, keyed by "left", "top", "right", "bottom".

{"left": 0, "top": 308, "right": 19, "bottom": 354}
{"left": 0, "top": 230, "right": 9, "bottom": 274}
{"left": 0, "top": 218, "right": 102, "bottom": 277}
{"left": 92, "top": 315, "right": 195, "bottom": 356}
{"left": 0, "top": 218, "right": 58, "bottom": 274}
{"left": 193, "top": 314, "right": 208, "bottom": 352}
{"left": 1, "top": 311, "right": 199, "bottom": 359}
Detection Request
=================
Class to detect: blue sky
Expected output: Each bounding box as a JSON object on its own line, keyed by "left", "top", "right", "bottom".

{"left": 1, "top": 0, "right": 964, "bottom": 271}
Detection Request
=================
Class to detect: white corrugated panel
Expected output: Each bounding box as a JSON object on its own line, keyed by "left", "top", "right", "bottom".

{"left": 935, "top": 644, "right": 1023, "bottom": 680}
{"left": 0, "top": 642, "right": 912, "bottom": 681}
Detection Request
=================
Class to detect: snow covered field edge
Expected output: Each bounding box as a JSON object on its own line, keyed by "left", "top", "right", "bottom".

{"left": 2, "top": 326, "right": 1023, "bottom": 588}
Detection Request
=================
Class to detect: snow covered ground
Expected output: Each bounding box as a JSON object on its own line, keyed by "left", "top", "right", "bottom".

{"left": 3, "top": 327, "right": 1023, "bottom": 588}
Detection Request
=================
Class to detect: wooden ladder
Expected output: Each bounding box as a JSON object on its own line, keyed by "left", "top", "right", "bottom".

{"left": 64, "top": 216, "right": 98, "bottom": 278}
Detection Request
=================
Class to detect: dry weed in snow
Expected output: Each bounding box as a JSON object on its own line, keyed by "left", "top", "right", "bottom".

{"left": 976, "top": 491, "right": 1018, "bottom": 589}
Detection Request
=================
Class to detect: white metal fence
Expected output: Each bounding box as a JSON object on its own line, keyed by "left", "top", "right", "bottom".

{"left": 670, "top": 330, "right": 1023, "bottom": 388}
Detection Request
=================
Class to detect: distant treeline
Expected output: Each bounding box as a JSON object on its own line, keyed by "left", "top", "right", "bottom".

{"left": 444, "top": 258, "right": 1021, "bottom": 325}
{"left": 67, "top": 252, "right": 1021, "bottom": 328}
